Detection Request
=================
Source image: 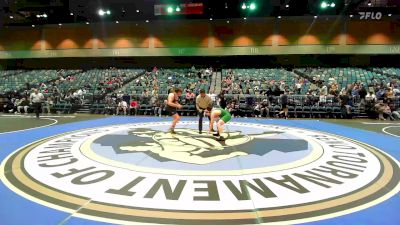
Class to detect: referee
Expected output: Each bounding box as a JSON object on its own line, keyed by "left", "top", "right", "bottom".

{"left": 196, "top": 89, "right": 212, "bottom": 134}
{"left": 30, "top": 89, "right": 44, "bottom": 119}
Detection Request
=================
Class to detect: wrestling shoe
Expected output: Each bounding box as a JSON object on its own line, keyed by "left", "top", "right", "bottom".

{"left": 168, "top": 128, "right": 177, "bottom": 134}
{"left": 216, "top": 136, "right": 225, "bottom": 141}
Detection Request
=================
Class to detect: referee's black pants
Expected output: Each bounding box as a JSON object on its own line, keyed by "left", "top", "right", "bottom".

{"left": 198, "top": 108, "right": 210, "bottom": 133}
{"left": 33, "top": 102, "right": 42, "bottom": 118}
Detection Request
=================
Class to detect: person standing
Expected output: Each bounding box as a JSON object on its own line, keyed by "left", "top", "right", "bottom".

{"left": 166, "top": 88, "right": 183, "bottom": 134}
{"left": 218, "top": 92, "right": 227, "bottom": 109}
{"left": 30, "top": 89, "right": 44, "bottom": 119}
{"left": 196, "top": 89, "right": 212, "bottom": 134}
{"left": 278, "top": 91, "right": 289, "bottom": 119}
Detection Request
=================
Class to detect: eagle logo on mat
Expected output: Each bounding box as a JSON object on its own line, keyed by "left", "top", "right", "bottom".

{"left": 97, "top": 128, "right": 309, "bottom": 165}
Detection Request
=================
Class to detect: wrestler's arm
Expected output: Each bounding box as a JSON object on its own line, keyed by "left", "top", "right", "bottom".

{"left": 167, "top": 93, "right": 179, "bottom": 108}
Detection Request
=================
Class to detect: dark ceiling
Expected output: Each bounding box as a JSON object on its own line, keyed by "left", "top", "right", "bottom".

{"left": 0, "top": 0, "right": 399, "bottom": 26}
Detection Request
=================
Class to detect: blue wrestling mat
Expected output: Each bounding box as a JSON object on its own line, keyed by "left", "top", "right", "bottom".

{"left": 0, "top": 117, "right": 399, "bottom": 225}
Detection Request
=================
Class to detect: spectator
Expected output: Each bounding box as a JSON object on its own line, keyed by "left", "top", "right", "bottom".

{"left": 42, "top": 97, "right": 54, "bottom": 114}
{"left": 17, "top": 97, "right": 30, "bottom": 114}
{"left": 359, "top": 84, "right": 368, "bottom": 106}
{"left": 295, "top": 81, "right": 302, "bottom": 94}
{"left": 393, "top": 86, "right": 400, "bottom": 96}
{"left": 3, "top": 98, "right": 15, "bottom": 113}
{"left": 279, "top": 81, "right": 286, "bottom": 92}
{"left": 366, "top": 91, "right": 377, "bottom": 102}
{"left": 142, "top": 90, "right": 150, "bottom": 98}
{"left": 130, "top": 98, "right": 139, "bottom": 115}
{"left": 376, "top": 88, "right": 386, "bottom": 100}
{"left": 351, "top": 85, "right": 359, "bottom": 98}
{"left": 7, "top": 98, "right": 17, "bottom": 113}
{"left": 105, "top": 98, "right": 116, "bottom": 115}
{"left": 30, "top": 89, "right": 44, "bottom": 119}
{"left": 388, "top": 100, "right": 400, "bottom": 120}
{"left": 320, "top": 83, "right": 328, "bottom": 96}
{"left": 227, "top": 101, "right": 239, "bottom": 117}
{"left": 210, "top": 91, "right": 217, "bottom": 102}
{"left": 153, "top": 98, "right": 162, "bottom": 117}
{"left": 254, "top": 102, "right": 262, "bottom": 118}
{"left": 117, "top": 91, "right": 124, "bottom": 99}
{"left": 117, "top": 99, "right": 128, "bottom": 115}
{"left": 386, "top": 88, "right": 394, "bottom": 98}
{"left": 186, "top": 90, "right": 195, "bottom": 104}
{"left": 375, "top": 101, "right": 390, "bottom": 120}
{"left": 218, "top": 92, "right": 227, "bottom": 109}
{"left": 278, "top": 92, "right": 289, "bottom": 119}
{"left": 260, "top": 99, "right": 270, "bottom": 117}
{"left": 339, "top": 91, "right": 351, "bottom": 118}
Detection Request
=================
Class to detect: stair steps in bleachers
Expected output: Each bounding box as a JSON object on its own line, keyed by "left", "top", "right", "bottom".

{"left": 214, "top": 72, "right": 222, "bottom": 94}
{"left": 209, "top": 72, "right": 216, "bottom": 93}
{"left": 76, "top": 103, "right": 91, "bottom": 114}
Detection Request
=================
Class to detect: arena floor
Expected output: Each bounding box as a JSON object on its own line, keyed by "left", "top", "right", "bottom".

{"left": 0, "top": 114, "right": 399, "bottom": 225}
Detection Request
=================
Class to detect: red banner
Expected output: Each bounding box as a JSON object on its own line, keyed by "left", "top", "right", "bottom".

{"left": 154, "top": 3, "right": 204, "bottom": 16}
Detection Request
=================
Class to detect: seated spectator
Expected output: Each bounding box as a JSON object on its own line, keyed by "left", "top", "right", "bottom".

{"left": 210, "top": 91, "right": 217, "bottom": 102}
{"left": 17, "top": 97, "right": 30, "bottom": 114}
{"left": 365, "top": 91, "right": 377, "bottom": 102}
{"left": 260, "top": 99, "right": 270, "bottom": 117}
{"left": 152, "top": 97, "right": 162, "bottom": 117}
{"left": 319, "top": 94, "right": 327, "bottom": 104}
{"left": 254, "top": 102, "right": 262, "bottom": 118}
{"left": 105, "top": 98, "right": 116, "bottom": 115}
{"left": 393, "top": 86, "right": 400, "bottom": 96}
{"left": 320, "top": 83, "right": 328, "bottom": 96}
{"left": 142, "top": 90, "right": 150, "bottom": 98}
{"left": 151, "top": 87, "right": 159, "bottom": 96}
{"left": 42, "top": 97, "right": 54, "bottom": 114}
{"left": 374, "top": 101, "right": 390, "bottom": 120}
{"left": 295, "top": 81, "right": 302, "bottom": 94}
{"left": 130, "top": 99, "right": 139, "bottom": 115}
{"left": 117, "top": 91, "right": 124, "bottom": 99}
{"left": 330, "top": 83, "right": 338, "bottom": 96}
{"left": 117, "top": 99, "right": 128, "bottom": 115}
{"left": 386, "top": 88, "right": 394, "bottom": 98}
{"left": 4, "top": 98, "right": 15, "bottom": 113}
{"left": 227, "top": 101, "right": 239, "bottom": 117}
{"left": 376, "top": 88, "right": 386, "bottom": 100}
{"left": 391, "top": 109, "right": 400, "bottom": 120}
{"left": 185, "top": 90, "right": 195, "bottom": 103}
{"left": 388, "top": 100, "right": 400, "bottom": 120}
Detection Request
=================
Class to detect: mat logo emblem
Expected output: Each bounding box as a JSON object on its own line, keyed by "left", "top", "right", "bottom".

{"left": 1, "top": 122, "right": 399, "bottom": 225}
{"left": 120, "top": 128, "right": 283, "bottom": 164}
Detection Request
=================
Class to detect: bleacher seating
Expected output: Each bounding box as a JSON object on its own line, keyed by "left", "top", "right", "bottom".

{"left": 119, "top": 68, "right": 210, "bottom": 95}
{"left": 0, "top": 70, "right": 78, "bottom": 93}
{"left": 55, "top": 69, "right": 143, "bottom": 97}
{"left": 371, "top": 67, "right": 400, "bottom": 79}
{"left": 295, "top": 67, "right": 391, "bottom": 89}
{"left": 0, "top": 67, "right": 398, "bottom": 119}
{"left": 222, "top": 68, "right": 310, "bottom": 94}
